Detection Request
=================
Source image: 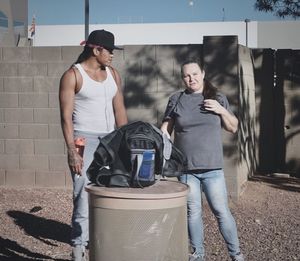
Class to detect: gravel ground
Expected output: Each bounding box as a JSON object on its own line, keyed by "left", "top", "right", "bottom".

{"left": 0, "top": 175, "right": 299, "bottom": 261}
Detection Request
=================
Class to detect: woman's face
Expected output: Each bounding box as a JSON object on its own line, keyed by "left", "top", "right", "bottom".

{"left": 181, "top": 63, "right": 205, "bottom": 93}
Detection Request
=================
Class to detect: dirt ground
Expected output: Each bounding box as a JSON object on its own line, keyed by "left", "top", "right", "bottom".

{"left": 0, "top": 175, "right": 299, "bottom": 261}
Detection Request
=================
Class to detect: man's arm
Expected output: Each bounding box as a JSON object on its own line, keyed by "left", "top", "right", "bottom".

{"left": 110, "top": 67, "right": 128, "bottom": 127}
{"left": 59, "top": 68, "right": 83, "bottom": 174}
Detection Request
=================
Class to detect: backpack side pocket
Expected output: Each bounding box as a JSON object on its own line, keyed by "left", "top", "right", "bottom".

{"left": 131, "top": 148, "right": 156, "bottom": 188}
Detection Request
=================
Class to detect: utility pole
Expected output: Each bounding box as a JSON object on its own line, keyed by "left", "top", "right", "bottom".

{"left": 244, "top": 19, "right": 250, "bottom": 47}
{"left": 85, "top": 0, "right": 89, "bottom": 40}
{"left": 222, "top": 8, "right": 225, "bottom": 21}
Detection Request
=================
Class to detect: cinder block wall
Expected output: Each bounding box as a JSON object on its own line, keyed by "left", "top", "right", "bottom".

{"left": 0, "top": 46, "right": 81, "bottom": 187}
{"left": 0, "top": 38, "right": 251, "bottom": 199}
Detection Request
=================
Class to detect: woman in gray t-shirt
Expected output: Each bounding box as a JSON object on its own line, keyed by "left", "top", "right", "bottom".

{"left": 161, "top": 61, "right": 244, "bottom": 261}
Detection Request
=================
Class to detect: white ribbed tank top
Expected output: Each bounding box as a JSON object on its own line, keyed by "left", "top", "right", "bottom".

{"left": 72, "top": 64, "right": 117, "bottom": 134}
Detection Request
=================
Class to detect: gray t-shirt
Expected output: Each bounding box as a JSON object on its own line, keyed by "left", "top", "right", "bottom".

{"left": 163, "top": 90, "right": 233, "bottom": 171}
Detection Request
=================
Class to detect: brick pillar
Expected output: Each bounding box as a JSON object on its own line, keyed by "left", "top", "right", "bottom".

{"left": 202, "top": 36, "right": 249, "bottom": 200}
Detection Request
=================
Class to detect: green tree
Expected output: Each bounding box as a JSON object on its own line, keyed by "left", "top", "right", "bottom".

{"left": 255, "top": 0, "right": 300, "bottom": 19}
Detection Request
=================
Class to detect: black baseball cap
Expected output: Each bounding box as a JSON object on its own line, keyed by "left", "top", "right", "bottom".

{"left": 80, "top": 30, "right": 123, "bottom": 50}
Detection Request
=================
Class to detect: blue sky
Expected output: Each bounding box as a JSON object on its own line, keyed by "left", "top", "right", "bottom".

{"left": 28, "top": 0, "right": 289, "bottom": 25}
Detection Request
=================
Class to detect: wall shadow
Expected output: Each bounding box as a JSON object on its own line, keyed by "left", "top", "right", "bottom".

{"left": 252, "top": 49, "right": 300, "bottom": 177}
{"left": 285, "top": 95, "right": 300, "bottom": 177}
{"left": 124, "top": 46, "right": 158, "bottom": 110}
{"left": 274, "top": 50, "right": 300, "bottom": 177}
{"left": 249, "top": 175, "right": 300, "bottom": 193}
{"left": 285, "top": 50, "right": 300, "bottom": 177}
{"left": 274, "top": 50, "right": 288, "bottom": 173}
{"left": 253, "top": 49, "right": 276, "bottom": 173}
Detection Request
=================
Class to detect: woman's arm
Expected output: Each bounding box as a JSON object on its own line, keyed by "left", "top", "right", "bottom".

{"left": 160, "top": 118, "right": 175, "bottom": 139}
{"left": 203, "top": 99, "right": 238, "bottom": 133}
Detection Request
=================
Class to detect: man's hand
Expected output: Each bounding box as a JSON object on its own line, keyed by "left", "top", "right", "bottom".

{"left": 67, "top": 145, "right": 84, "bottom": 175}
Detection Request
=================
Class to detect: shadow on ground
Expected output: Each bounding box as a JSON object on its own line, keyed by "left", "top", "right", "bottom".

{"left": 249, "top": 174, "right": 300, "bottom": 193}
{"left": 0, "top": 211, "right": 71, "bottom": 261}
{"left": 0, "top": 236, "right": 51, "bottom": 261}
{"left": 0, "top": 236, "right": 70, "bottom": 261}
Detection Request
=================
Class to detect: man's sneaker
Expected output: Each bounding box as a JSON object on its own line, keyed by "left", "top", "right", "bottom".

{"left": 72, "top": 245, "right": 86, "bottom": 261}
{"left": 189, "top": 252, "right": 204, "bottom": 261}
{"left": 231, "top": 252, "right": 244, "bottom": 261}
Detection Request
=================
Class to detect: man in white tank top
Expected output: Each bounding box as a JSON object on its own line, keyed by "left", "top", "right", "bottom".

{"left": 59, "top": 30, "right": 128, "bottom": 261}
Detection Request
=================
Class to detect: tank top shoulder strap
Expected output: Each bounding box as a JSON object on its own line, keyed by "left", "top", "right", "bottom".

{"left": 74, "top": 63, "right": 86, "bottom": 78}
{"left": 106, "top": 66, "right": 114, "bottom": 81}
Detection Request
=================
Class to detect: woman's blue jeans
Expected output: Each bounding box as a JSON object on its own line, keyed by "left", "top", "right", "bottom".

{"left": 71, "top": 130, "right": 104, "bottom": 247}
{"left": 180, "top": 169, "right": 241, "bottom": 258}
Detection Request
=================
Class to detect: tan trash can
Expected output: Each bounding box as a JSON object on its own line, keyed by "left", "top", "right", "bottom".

{"left": 86, "top": 180, "right": 189, "bottom": 261}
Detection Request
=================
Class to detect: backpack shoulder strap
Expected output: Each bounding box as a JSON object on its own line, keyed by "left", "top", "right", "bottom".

{"left": 172, "top": 90, "right": 184, "bottom": 112}
{"left": 97, "top": 139, "right": 115, "bottom": 162}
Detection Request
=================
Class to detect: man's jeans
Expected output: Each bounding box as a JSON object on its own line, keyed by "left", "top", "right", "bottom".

{"left": 71, "top": 130, "right": 104, "bottom": 247}
{"left": 180, "top": 169, "right": 241, "bottom": 258}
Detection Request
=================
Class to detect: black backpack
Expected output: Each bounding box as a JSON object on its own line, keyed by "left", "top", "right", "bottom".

{"left": 87, "top": 121, "right": 187, "bottom": 188}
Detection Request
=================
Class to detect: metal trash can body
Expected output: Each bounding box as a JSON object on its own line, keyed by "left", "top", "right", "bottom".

{"left": 86, "top": 180, "right": 189, "bottom": 261}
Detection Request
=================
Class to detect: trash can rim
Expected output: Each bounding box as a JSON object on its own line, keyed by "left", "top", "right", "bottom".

{"left": 85, "top": 180, "right": 189, "bottom": 200}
